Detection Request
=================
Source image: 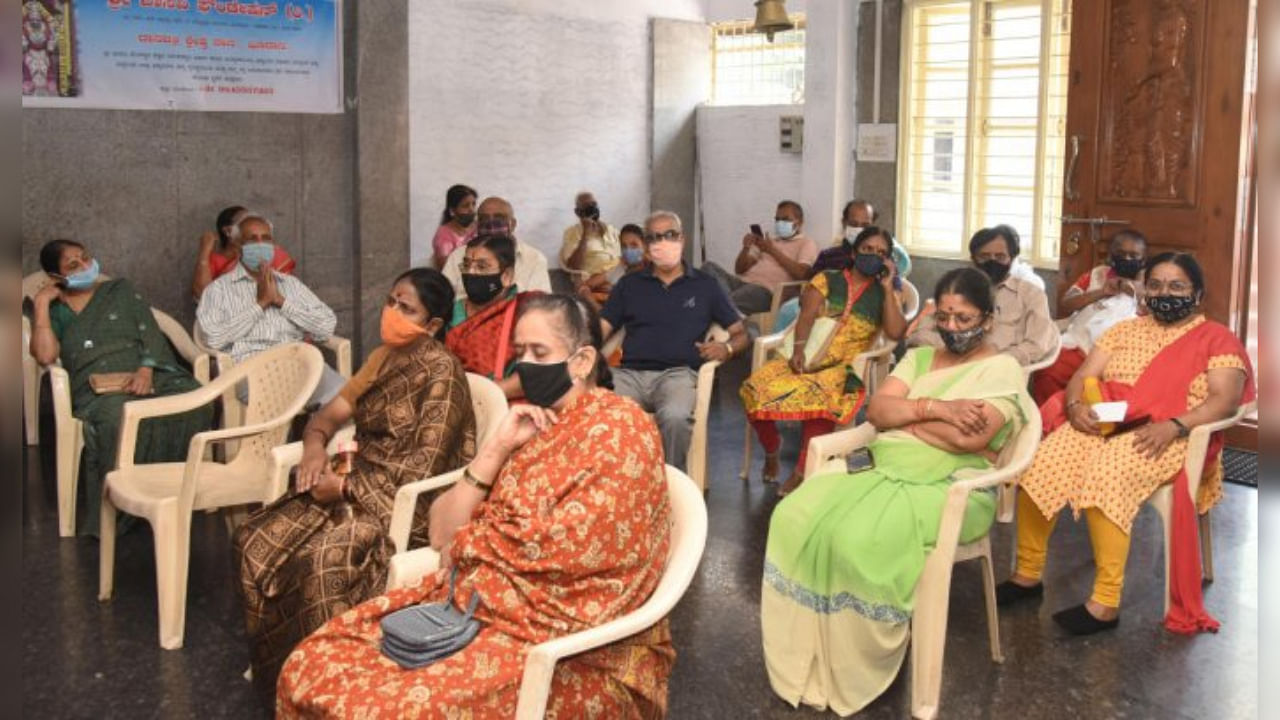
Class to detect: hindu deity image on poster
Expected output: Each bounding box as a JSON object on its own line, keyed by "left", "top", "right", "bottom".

{"left": 22, "top": 0, "right": 78, "bottom": 97}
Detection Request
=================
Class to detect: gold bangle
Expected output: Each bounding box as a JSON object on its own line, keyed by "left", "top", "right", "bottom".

{"left": 462, "top": 466, "right": 493, "bottom": 492}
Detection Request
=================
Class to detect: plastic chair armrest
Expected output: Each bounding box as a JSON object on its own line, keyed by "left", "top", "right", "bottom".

{"left": 47, "top": 364, "right": 76, "bottom": 432}
{"left": 386, "top": 548, "right": 442, "bottom": 591}
{"left": 266, "top": 425, "right": 357, "bottom": 503}
{"left": 318, "top": 336, "right": 353, "bottom": 377}
{"left": 389, "top": 468, "right": 465, "bottom": 554}
{"left": 803, "top": 422, "right": 880, "bottom": 479}
{"left": 1183, "top": 400, "right": 1256, "bottom": 500}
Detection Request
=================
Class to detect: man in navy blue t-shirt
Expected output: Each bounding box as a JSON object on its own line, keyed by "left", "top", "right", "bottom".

{"left": 600, "top": 210, "right": 748, "bottom": 471}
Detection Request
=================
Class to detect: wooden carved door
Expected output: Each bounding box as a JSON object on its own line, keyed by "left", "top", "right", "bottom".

{"left": 1058, "top": 0, "right": 1254, "bottom": 328}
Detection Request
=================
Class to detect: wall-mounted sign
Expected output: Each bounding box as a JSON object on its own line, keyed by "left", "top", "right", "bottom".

{"left": 22, "top": 0, "right": 342, "bottom": 113}
{"left": 856, "top": 123, "right": 897, "bottom": 163}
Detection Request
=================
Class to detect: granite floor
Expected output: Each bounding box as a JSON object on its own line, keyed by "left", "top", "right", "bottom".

{"left": 22, "top": 356, "right": 1258, "bottom": 718}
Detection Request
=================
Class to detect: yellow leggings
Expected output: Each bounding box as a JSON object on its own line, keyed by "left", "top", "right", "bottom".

{"left": 1014, "top": 489, "right": 1131, "bottom": 608}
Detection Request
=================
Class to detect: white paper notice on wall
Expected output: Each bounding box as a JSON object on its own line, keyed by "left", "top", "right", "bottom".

{"left": 856, "top": 124, "right": 898, "bottom": 163}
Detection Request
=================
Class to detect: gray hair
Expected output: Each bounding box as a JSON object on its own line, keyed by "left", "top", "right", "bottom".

{"left": 230, "top": 212, "right": 274, "bottom": 241}
{"left": 644, "top": 210, "right": 682, "bottom": 233}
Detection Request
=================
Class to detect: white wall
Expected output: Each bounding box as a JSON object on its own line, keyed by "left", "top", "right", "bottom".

{"left": 408, "top": 0, "right": 703, "bottom": 266}
{"left": 696, "top": 105, "right": 805, "bottom": 269}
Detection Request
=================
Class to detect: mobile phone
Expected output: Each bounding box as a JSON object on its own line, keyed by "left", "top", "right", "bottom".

{"left": 845, "top": 448, "right": 875, "bottom": 474}
{"left": 1109, "top": 415, "right": 1152, "bottom": 436}
{"left": 750, "top": 223, "right": 764, "bottom": 238}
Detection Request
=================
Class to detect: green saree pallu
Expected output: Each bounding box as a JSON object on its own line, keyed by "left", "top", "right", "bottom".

{"left": 50, "top": 280, "right": 213, "bottom": 537}
{"left": 760, "top": 348, "right": 1028, "bottom": 716}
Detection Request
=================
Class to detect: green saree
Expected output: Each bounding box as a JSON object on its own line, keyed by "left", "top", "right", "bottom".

{"left": 50, "top": 279, "right": 213, "bottom": 537}
{"left": 760, "top": 347, "right": 1029, "bottom": 716}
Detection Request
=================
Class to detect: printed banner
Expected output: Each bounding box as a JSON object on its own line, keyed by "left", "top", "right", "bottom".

{"left": 21, "top": 0, "right": 343, "bottom": 113}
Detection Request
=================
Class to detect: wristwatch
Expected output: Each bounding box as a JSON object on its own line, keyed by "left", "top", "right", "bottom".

{"left": 1170, "top": 417, "right": 1190, "bottom": 438}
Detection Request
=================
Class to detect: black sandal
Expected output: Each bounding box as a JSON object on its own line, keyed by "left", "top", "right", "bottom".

{"left": 1052, "top": 604, "right": 1120, "bottom": 636}
{"left": 995, "top": 580, "right": 1044, "bottom": 607}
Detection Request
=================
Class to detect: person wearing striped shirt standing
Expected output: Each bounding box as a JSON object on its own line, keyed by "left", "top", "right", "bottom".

{"left": 196, "top": 212, "right": 342, "bottom": 407}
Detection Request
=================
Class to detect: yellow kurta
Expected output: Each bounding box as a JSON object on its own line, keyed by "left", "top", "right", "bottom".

{"left": 1018, "top": 315, "right": 1247, "bottom": 532}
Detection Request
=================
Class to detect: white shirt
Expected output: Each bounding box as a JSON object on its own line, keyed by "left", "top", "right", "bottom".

{"left": 196, "top": 263, "right": 337, "bottom": 363}
{"left": 442, "top": 237, "right": 552, "bottom": 295}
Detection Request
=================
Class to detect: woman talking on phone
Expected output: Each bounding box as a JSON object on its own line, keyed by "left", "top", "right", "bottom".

{"left": 739, "top": 226, "right": 906, "bottom": 496}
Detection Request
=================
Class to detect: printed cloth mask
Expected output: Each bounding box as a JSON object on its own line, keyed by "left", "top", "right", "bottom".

{"left": 647, "top": 240, "right": 683, "bottom": 270}
{"left": 852, "top": 253, "right": 885, "bottom": 278}
{"left": 1146, "top": 294, "right": 1197, "bottom": 324}
{"left": 454, "top": 213, "right": 476, "bottom": 228}
{"left": 61, "top": 258, "right": 100, "bottom": 290}
{"left": 621, "top": 247, "right": 645, "bottom": 266}
{"left": 514, "top": 353, "right": 578, "bottom": 408}
{"left": 462, "top": 273, "right": 504, "bottom": 305}
{"left": 977, "top": 259, "right": 1011, "bottom": 284}
{"left": 575, "top": 203, "right": 601, "bottom": 221}
{"left": 241, "top": 242, "right": 275, "bottom": 272}
{"left": 1110, "top": 255, "right": 1144, "bottom": 280}
{"left": 381, "top": 305, "right": 429, "bottom": 347}
{"left": 939, "top": 324, "right": 987, "bottom": 355}
{"left": 774, "top": 219, "right": 796, "bottom": 239}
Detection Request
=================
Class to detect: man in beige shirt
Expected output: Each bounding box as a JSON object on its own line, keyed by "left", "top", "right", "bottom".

{"left": 555, "top": 191, "right": 620, "bottom": 294}
{"left": 701, "top": 199, "right": 818, "bottom": 314}
{"left": 908, "top": 224, "right": 1056, "bottom": 365}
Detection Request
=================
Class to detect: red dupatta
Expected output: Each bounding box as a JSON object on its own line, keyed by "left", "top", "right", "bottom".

{"left": 445, "top": 290, "right": 537, "bottom": 380}
{"left": 1039, "top": 319, "right": 1256, "bottom": 634}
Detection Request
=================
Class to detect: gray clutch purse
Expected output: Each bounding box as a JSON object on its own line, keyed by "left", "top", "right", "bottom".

{"left": 379, "top": 568, "right": 483, "bottom": 669}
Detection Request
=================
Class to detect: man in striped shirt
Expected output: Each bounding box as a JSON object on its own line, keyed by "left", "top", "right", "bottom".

{"left": 196, "top": 213, "right": 343, "bottom": 407}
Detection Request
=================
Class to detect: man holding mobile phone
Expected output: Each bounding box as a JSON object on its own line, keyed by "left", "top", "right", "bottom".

{"left": 701, "top": 199, "right": 819, "bottom": 315}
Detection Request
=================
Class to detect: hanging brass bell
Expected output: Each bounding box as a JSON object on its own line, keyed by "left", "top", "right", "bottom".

{"left": 753, "top": 0, "right": 794, "bottom": 41}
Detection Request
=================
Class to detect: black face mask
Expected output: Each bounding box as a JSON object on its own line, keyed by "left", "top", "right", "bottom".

{"left": 461, "top": 272, "right": 504, "bottom": 305}
{"left": 1146, "top": 294, "right": 1197, "bottom": 324}
{"left": 938, "top": 324, "right": 987, "bottom": 355}
{"left": 454, "top": 212, "right": 475, "bottom": 228}
{"left": 575, "top": 203, "right": 601, "bottom": 221}
{"left": 852, "top": 253, "right": 885, "bottom": 278}
{"left": 514, "top": 357, "right": 576, "bottom": 408}
{"left": 1110, "top": 255, "right": 1143, "bottom": 280}
{"left": 977, "top": 259, "right": 1011, "bottom": 284}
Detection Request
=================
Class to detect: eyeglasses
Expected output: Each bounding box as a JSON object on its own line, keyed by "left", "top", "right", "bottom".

{"left": 643, "top": 229, "right": 681, "bottom": 243}
{"left": 1144, "top": 280, "right": 1194, "bottom": 294}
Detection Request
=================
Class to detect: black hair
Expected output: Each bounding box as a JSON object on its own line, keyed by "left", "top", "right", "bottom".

{"left": 439, "top": 184, "right": 478, "bottom": 227}
{"left": 968, "top": 224, "right": 1021, "bottom": 259}
{"left": 516, "top": 293, "right": 613, "bottom": 390}
{"left": 843, "top": 225, "right": 895, "bottom": 255}
{"left": 393, "top": 267, "right": 455, "bottom": 340}
{"left": 619, "top": 223, "right": 644, "bottom": 239}
{"left": 465, "top": 233, "right": 516, "bottom": 272}
{"left": 1144, "top": 251, "right": 1205, "bottom": 299}
{"left": 777, "top": 199, "right": 804, "bottom": 221}
{"left": 934, "top": 266, "right": 995, "bottom": 317}
{"left": 39, "top": 239, "right": 84, "bottom": 276}
{"left": 842, "top": 199, "right": 879, "bottom": 222}
{"left": 1110, "top": 228, "right": 1148, "bottom": 251}
{"left": 215, "top": 205, "right": 246, "bottom": 249}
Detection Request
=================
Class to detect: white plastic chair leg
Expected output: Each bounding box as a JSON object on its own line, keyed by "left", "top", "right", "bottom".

{"left": 976, "top": 537, "right": 1004, "bottom": 663}
{"left": 1199, "top": 512, "right": 1214, "bottom": 582}
{"left": 909, "top": 560, "right": 953, "bottom": 720}
{"left": 98, "top": 498, "right": 117, "bottom": 601}
{"left": 152, "top": 510, "right": 192, "bottom": 650}
{"left": 56, "top": 428, "right": 83, "bottom": 538}
{"left": 23, "top": 364, "right": 38, "bottom": 445}
{"left": 739, "top": 423, "right": 754, "bottom": 480}
{"left": 1149, "top": 487, "right": 1173, "bottom": 616}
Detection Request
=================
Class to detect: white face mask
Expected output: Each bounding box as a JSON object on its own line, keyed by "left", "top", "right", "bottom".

{"left": 647, "top": 240, "right": 683, "bottom": 270}
{"left": 844, "top": 226, "right": 861, "bottom": 241}
{"left": 774, "top": 219, "right": 796, "bottom": 239}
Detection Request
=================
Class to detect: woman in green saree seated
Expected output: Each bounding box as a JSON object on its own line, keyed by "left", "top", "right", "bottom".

{"left": 760, "top": 267, "right": 1032, "bottom": 716}
{"left": 28, "top": 240, "right": 214, "bottom": 537}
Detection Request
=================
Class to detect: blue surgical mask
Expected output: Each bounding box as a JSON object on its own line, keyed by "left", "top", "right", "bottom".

{"left": 621, "top": 247, "right": 645, "bottom": 266}
{"left": 774, "top": 219, "right": 796, "bottom": 239}
{"left": 61, "top": 258, "right": 100, "bottom": 290}
{"left": 241, "top": 242, "right": 275, "bottom": 272}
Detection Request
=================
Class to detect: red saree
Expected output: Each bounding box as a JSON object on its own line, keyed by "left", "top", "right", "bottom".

{"left": 445, "top": 291, "right": 538, "bottom": 380}
{"left": 277, "top": 389, "right": 675, "bottom": 718}
{"left": 1039, "top": 319, "right": 1255, "bottom": 634}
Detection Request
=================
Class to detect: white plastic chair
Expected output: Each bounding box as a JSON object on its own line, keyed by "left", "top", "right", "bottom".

{"left": 266, "top": 373, "right": 508, "bottom": 507}
{"left": 600, "top": 325, "right": 727, "bottom": 493}
{"left": 747, "top": 279, "right": 807, "bottom": 336}
{"left": 26, "top": 305, "right": 212, "bottom": 538}
{"left": 1147, "top": 400, "right": 1256, "bottom": 614}
{"left": 98, "top": 343, "right": 324, "bottom": 649}
{"left": 1022, "top": 333, "right": 1062, "bottom": 377}
{"left": 384, "top": 465, "right": 709, "bottom": 720}
{"left": 803, "top": 392, "right": 1042, "bottom": 720}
